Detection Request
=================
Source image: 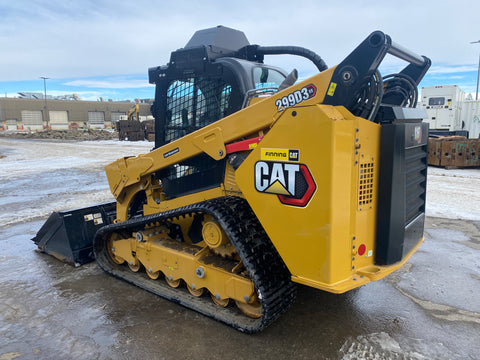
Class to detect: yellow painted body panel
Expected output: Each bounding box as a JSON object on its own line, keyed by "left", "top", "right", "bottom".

{"left": 235, "top": 104, "right": 398, "bottom": 293}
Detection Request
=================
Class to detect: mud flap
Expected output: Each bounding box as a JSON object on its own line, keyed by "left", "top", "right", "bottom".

{"left": 32, "top": 202, "right": 117, "bottom": 266}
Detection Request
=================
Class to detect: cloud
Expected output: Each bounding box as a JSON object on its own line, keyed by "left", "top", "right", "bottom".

{"left": 1, "top": 1, "right": 480, "bottom": 82}
{"left": 63, "top": 79, "right": 153, "bottom": 89}
{"left": 443, "top": 75, "right": 467, "bottom": 80}
{"left": 428, "top": 65, "right": 478, "bottom": 75}
{"left": 1, "top": 0, "right": 480, "bottom": 101}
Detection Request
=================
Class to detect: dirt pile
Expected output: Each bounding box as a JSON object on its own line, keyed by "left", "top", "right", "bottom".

{"left": 0, "top": 129, "right": 118, "bottom": 141}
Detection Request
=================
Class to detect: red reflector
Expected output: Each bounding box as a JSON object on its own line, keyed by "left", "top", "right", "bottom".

{"left": 358, "top": 244, "right": 366, "bottom": 256}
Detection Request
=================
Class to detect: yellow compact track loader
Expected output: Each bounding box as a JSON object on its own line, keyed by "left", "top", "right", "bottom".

{"left": 33, "top": 26, "right": 431, "bottom": 333}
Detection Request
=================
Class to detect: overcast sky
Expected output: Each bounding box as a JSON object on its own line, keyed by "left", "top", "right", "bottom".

{"left": 0, "top": 0, "right": 479, "bottom": 100}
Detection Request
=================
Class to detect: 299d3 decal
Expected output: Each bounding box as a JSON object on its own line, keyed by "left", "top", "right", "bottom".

{"left": 275, "top": 84, "right": 317, "bottom": 112}
{"left": 254, "top": 161, "right": 316, "bottom": 207}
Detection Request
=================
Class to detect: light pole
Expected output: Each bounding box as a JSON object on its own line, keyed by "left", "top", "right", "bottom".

{"left": 471, "top": 41, "right": 480, "bottom": 101}
{"left": 40, "top": 76, "right": 49, "bottom": 129}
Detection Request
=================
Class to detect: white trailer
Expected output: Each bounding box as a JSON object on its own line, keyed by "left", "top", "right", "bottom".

{"left": 420, "top": 85, "right": 467, "bottom": 136}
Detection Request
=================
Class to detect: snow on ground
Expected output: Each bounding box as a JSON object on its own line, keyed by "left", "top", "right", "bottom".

{"left": 0, "top": 138, "right": 153, "bottom": 227}
{"left": 0, "top": 139, "right": 153, "bottom": 178}
{"left": 1, "top": 137, "right": 479, "bottom": 227}
{"left": 426, "top": 166, "right": 480, "bottom": 220}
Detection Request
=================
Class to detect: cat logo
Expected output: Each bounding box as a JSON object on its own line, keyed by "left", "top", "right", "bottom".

{"left": 255, "top": 162, "right": 299, "bottom": 196}
{"left": 414, "top": 126, "right": 422, "bottom": 144}
{"left": 254, "top": 161, "right": 316, "bottom": 207}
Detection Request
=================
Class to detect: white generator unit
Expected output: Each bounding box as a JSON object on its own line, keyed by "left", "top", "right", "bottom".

{"left": 420, "top": 85, "right": 467, "bottom": 136}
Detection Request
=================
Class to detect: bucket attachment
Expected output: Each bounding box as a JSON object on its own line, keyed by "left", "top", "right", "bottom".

{"left": 32, "top": 202, "right": 117, "bottom": 266}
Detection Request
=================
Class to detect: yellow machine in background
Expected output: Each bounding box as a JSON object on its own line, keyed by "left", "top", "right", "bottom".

{"left": 34, "top": 26, "right": 431, "bottom": 333}
{"left": 126, "top": 103, "right": 139, "bottom": 121}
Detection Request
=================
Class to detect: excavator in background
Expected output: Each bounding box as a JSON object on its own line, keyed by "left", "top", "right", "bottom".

{"left": 116, "top": 103, "right": 144, "bottom": 140}
{"left": 126, "top": 103, "right": 140, "bottom": 121}
{"left": 33, "top": 26, "right": 431, "bottom": 333}
{"left": 116, "top": 103, "right": 140, "bottom": 123}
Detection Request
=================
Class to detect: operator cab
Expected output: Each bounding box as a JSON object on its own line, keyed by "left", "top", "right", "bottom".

{"left": 151, "top": 57, "right": 288, "bottom": 147}
{"left": 149, "top": 57, "right": 288, "bottom": 200}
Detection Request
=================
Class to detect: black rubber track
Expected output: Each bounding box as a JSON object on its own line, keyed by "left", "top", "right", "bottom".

{"left": 93, "top": 196, "right": 297, "bottom": 333}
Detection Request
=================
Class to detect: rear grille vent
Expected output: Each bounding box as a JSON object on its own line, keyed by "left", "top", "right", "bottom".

{"left": 405, "top": 145, "right": 428, "bottom": 224}
{"left": 358, "top": 161, "right": 375, "bottom": 210}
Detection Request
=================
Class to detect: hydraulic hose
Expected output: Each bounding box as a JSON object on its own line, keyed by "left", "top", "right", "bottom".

{"left": 255, "top": 46, "right": 328, "bottom": 72}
